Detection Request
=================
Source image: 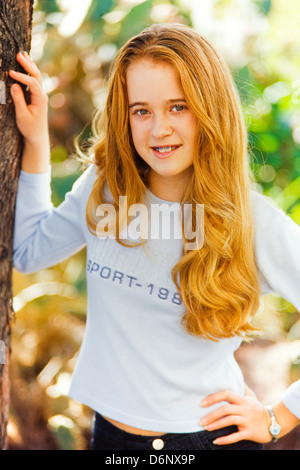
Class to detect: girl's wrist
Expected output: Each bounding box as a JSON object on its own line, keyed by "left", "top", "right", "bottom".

{"left": 271, "top": 401, "right": 300, "bottom": 439}
{"left": 21, "top": 136, "right": 51, "bottom": 174}
{"left": 23, "top": 131, "right": 50, "bottom": 148}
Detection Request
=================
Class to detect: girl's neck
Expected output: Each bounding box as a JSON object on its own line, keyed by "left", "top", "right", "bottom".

{"left": 148, "top": 168, "right": 192, "bottom": 202}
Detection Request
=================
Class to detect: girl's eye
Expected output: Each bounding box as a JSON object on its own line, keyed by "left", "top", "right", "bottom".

{"left": 131, "top": 104, "right": 187, "bottom": 116}
{"left": 133, "top": 109, "right": 149, "bottom": 116}
{"left": 171, "top": 104, "right": 187, "bottom": 112}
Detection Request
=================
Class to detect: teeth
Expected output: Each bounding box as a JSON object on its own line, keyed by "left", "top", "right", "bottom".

{"left": 154, "top": 145, "right": 178, "bottom": 153}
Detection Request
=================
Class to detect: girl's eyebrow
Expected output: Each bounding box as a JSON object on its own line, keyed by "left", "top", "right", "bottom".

{"left": 128, "top": 98, "right": 186, "bottom": 108}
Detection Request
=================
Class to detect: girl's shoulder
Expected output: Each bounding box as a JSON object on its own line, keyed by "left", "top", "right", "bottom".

{"left": 250, "top": 188, "right": 288, "bottom": 223}
{"left": 250, "top": 188, "right": 300, "bottom": 242}
{"left": 74, "top": 162, "right": 98, "bottom": 188}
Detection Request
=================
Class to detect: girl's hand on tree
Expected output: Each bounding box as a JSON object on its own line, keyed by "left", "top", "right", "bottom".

{"left": 9, "top": 52, "right": 50, "bottom": 173}
{"left": 200, "top": 389, "right": 272, "bottom": 445}
{"left": 9, "top": 52, "right": 49, "bottom": 145}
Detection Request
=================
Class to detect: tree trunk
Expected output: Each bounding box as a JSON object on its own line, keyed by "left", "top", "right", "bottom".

{"left": 0, "top": 0, "right": 34, "bottom": 450}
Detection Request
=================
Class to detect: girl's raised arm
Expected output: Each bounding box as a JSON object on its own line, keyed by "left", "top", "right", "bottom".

{"left": 9, "top": 52, "right": 50, "bottom": 174}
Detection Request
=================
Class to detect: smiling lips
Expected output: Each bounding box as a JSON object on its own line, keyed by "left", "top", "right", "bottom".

{"left": 151, "top": 144, "right": 182, "bottom": 158}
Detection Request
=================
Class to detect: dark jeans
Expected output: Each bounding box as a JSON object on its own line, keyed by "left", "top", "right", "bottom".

{"left": 91, "top": 412, "right": 264, "bottom": 451}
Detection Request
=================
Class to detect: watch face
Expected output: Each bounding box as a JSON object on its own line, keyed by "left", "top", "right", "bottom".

{"left": 270, "top": 422, "right": 281, "bottom": 436}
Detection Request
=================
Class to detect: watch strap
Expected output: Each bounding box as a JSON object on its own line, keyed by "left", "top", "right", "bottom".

{"left": 266, "top": 406, "right": 281, "bottom": 442}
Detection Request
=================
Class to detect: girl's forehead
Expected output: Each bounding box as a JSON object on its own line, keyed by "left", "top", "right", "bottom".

{"left": 126, "top": 58, "right": 177, "bottom": 76}
{"left": 126, "top": 59, "right": 183, "bottom": 99}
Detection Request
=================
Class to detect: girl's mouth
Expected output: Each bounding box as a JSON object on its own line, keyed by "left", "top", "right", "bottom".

{"left": 151, "top": 145, "right": 182, "bottom": 158}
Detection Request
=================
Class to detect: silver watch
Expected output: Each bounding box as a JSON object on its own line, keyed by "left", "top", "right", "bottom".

{"left": 266, "top": 406, "right": 281, "bottom": 442}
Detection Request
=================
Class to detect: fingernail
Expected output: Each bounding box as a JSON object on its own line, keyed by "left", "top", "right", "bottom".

{"left": 212, "top": 440, "right": 219, "bottom": 445}
{"left": 200, "top": 399, "right": 207, "bottom": 406}
{"left": 200, "top": 423, "right": 209, "bottom": 431}
{"left": 11, "top": 84, "right": 18, "bottom": 94}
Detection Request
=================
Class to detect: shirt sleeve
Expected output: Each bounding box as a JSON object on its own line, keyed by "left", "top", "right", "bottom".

{"left": 252, "top": 190, "right": 300, "bottom": 309}
{"left": 282, "top": 380, "right": 300, "bottom": 420}
{"left": 251, "top": 190, "right": 300, "bottom": 419}
{"left": 13, "top": 164, "right": 96, "bottom": 273}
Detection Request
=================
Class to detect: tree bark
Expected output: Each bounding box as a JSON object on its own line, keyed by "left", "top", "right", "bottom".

{"left": 0, "top": 0, "right": 34, "bottom": 450}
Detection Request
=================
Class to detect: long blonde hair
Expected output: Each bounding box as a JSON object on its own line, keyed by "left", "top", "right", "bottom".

{"left": 84, "top": 23, "right": 260, "bottom": 340}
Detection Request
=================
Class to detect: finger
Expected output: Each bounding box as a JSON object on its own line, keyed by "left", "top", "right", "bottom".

{"left": 9, "top": 70, "right": 45, "bottom": 107}
{"left": 205, "top": 414, "right": 243, "bottom": 431}
{"left": 201, "top": 389, "right": 244, "bottom": 407}
{"left": 213, "top": 430, "right": 248, "bottom": 446}
{"left": 200, "top": 403, "right": 240, "bottom": 426}
{"left": 9, "top": 69, "right": 40, "bottom": 89}
{"left": 16, "top": 52, "right": 43, "bottom": 86}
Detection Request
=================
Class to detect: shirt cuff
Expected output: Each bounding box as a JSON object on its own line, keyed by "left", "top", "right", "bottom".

{"left": 19, "top": 166, "right": 51, "bottom": 185}
{"left": 282, "top": 380, "right": 300, "bottom": 419}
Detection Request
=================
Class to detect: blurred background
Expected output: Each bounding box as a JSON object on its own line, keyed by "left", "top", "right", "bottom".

{"left": 9, "top": 0, "right": 300, "bottom": 450}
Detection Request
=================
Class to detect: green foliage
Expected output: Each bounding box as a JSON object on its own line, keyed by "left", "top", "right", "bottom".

{"left": 254, "top": 0, "right": 272, "bottom": 15}
{"left": 36, "top": 0, "right": 61, "bottom": 14}
{"left": 51, "top": 169, "right": 82, "bottom": 206}
{"left": 116, "top": 0, "right": 153, "bottom": 46}
{"left": 86, "top": 0, "right": 117, "bottom": 20}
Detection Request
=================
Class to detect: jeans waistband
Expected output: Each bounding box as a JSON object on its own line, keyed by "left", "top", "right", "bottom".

{"left": 91, "top": 412, "right": 265, "bottom": 450}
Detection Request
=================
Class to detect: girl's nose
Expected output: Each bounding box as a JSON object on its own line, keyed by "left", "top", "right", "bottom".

{"left": 150, "top": 114, "right": 173, "bottom": 139}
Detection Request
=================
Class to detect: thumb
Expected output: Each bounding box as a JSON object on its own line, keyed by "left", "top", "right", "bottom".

{"left": 10, "top": 84, "right": 28, "bottom": 118}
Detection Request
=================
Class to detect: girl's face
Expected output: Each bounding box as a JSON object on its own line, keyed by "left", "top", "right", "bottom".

{"left": 127, "top": 59, "right": 198, "bottom": 201}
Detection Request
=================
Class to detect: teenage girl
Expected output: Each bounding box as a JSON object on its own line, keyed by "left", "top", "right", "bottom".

{"left": 9, "top": 23, "right": 300, "bottom": 450}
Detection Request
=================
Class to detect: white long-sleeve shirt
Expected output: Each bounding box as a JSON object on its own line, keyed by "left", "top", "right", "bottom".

{"left": 13, "top": 164, "right": 300, "bottom": 432}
